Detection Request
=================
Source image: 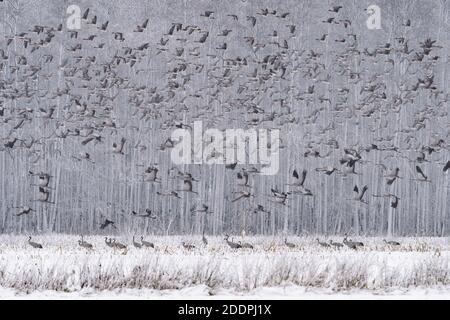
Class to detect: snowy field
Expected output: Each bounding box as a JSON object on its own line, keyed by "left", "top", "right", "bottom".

{"left": 1, "top": 235, "right": 450, "bottom": 299}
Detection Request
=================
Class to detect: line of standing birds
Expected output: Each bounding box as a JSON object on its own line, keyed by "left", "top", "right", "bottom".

{"left": 25, "top": 234, "right": 400, "bottom": 250}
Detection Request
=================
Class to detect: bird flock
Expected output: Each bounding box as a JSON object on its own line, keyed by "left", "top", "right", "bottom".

{"left": 0, "top": 1, "right": 450, "bottom": 237}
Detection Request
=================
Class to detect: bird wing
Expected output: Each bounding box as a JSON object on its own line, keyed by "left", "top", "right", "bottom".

{"left": 82, "top": 8, "right": 89, "bottom": 19}
{"left": 300, "top": 170, "right": 307, "bottom": 185}
{"left": 443, "top": 161, "right": 450, "bottom": 172}
{"left": 231, "top": 194, "right": 245, "bottom": 202}
{"left": 360, "top": 186, "right": 368, "bottom": 199}
{"left": 416, "top": 165, "right": 426, "bottom": 178}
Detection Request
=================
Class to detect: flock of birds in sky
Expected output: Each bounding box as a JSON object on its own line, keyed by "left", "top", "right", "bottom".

{"left": 1, "top": 1, "right": 450, "bottom": 235}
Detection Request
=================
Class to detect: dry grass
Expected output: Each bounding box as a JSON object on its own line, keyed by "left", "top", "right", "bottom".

{"left": 1, "top": 235, "right": 450, "bottom": 293}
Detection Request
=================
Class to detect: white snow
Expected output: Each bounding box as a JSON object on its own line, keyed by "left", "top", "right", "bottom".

{"left": 1, "top": 235, "right": 450, "bottom": 299}
{"left": 1, "top": 285, "right": 450, "bottom": 299}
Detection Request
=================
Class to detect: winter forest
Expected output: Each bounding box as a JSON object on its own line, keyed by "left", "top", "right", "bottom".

{"left": 1, "top": 0, "right": 450, "bottom": 237}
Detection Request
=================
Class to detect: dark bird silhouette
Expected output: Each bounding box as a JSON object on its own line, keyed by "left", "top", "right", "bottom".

{"left": 384, "top": 239, "right": 400, "bottom": 246}
{"left": 289, "top": 169, "right": 307, "bottom": 186}
{"left": 78, "top": 235, "right": 93, "bottom": 249}
{"left": 224, "top": 234, "right": 242, "bottom": 249}
{"left": 98, "top": 21, "right": 109, "bottom": 31}
{"left": 182, "top": 242, "right": 196, "bottom": 250}
{"left": 284, "top": 238, "right": 296, "bottom": 248}
{"left": 415, "top": 165, "right": 428, "bottom": 181}
{"left": 100, "top": 219, "right": 116, "bottom": 230}
{"left": 443, "top": 161, "right": 450, "bottom": 173}
{"left": 317, "top": 238, "right": 331, "bottom": 248}
{"left": 385, "top": 167, "right": 400, "bottom": 185}
{"left": 132, "top": 209, "right": 157, "bottom": 219}
{"left": 141, "top": 236, "right": 154, "bottom": 248}
{"left": 28, "top": 236, "right": 43, "bottom": 249}
{"left": 200, "top": 11, "right": 214, "bottom": 18}
{"left": 15, "top": 206, "right": 34, "bottom": 216}
{"left": 390, "top": 194, "right": 400, "bottom": 209}
{"left": 329, "top": 6, "right": 343, "bottom": 13}
{"left": 82, "top": 8, "right": 90, "bottom": 20}
{"left": 134, "top": 19, "right": 149, "bottom": 32}
{"left": 247, "top": 16, "right": 257, "bottom": 27}
{"left": 349, "top": 185, "right": 369, "bottom": 204}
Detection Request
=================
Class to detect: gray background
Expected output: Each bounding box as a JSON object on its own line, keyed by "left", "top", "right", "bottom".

{"left": 0, "top": 0, "right": 449, "bottom": 236}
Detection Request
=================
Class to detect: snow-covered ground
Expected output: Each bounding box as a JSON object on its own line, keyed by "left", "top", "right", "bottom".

{"left": 2, "top": 285, "right": 450, "bottom": 299}
{"left": 1, "top": 235, "right": 450, "bottom": 299}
